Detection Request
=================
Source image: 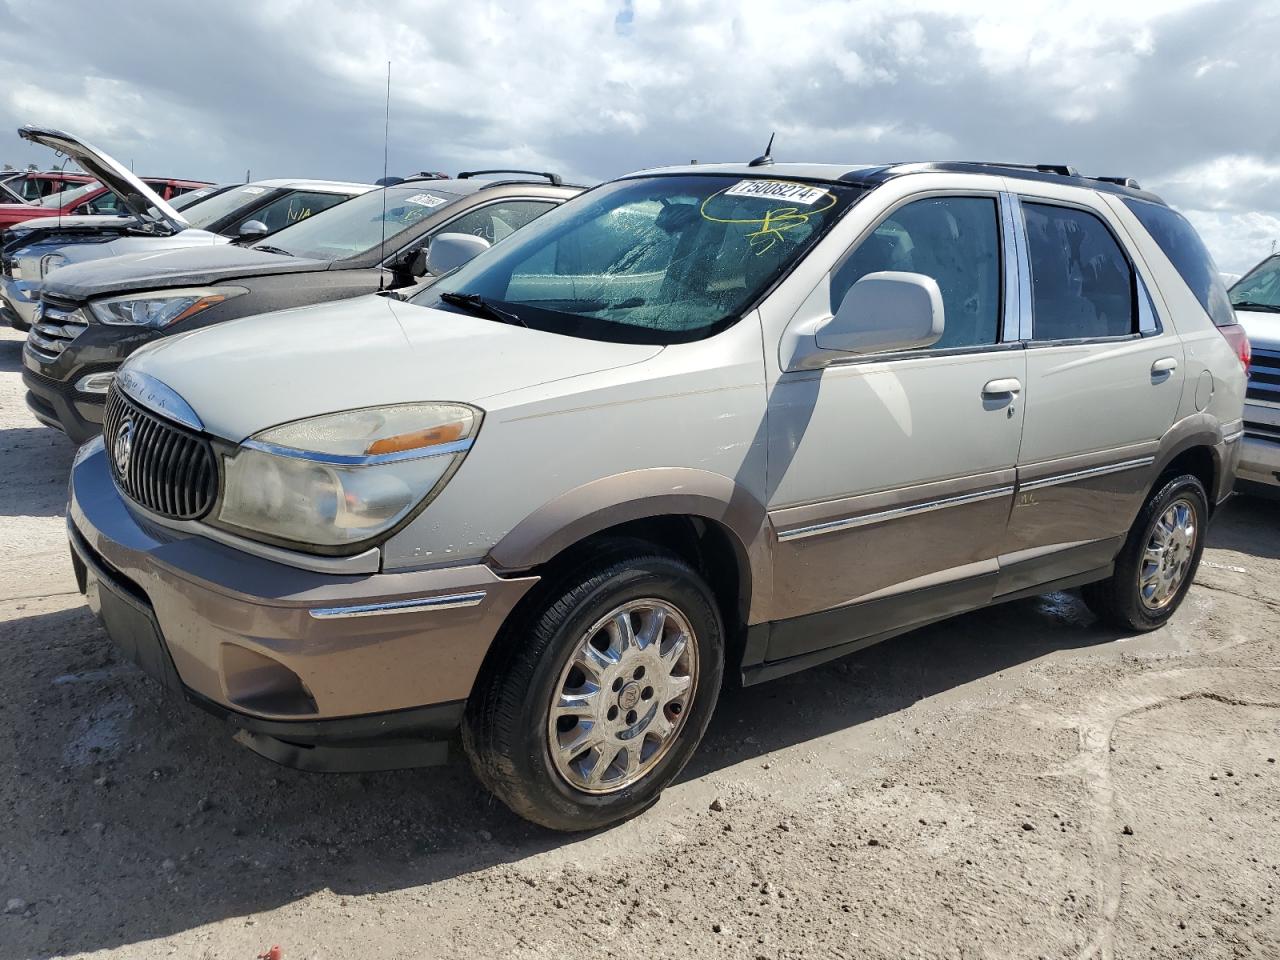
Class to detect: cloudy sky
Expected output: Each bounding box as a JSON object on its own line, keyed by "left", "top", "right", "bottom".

{"left": 0, "top": 0, "right": 1276, "bottom": 272}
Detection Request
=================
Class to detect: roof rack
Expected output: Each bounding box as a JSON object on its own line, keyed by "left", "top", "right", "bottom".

{"left": 457, "top": 168, "right": 563, "bottom": 187}
{"left": 846, "top": 162, "right": 1156, "bottom": 203}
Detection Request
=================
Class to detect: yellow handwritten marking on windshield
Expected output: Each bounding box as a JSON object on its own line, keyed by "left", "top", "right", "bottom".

{"left": 699, "top": 186, "right": 836, "bottom": 255}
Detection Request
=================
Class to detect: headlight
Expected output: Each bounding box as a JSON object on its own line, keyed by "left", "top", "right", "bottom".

{"left": 216, "top": 403, "right": 480, "bottom": 550}
{"left": 88, "top": 286, "right": 248, "bottom": 328}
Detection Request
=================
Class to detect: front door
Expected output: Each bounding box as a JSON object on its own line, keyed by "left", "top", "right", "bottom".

{"left": 765, "top": 191, "right": 1026, "bottom": 661}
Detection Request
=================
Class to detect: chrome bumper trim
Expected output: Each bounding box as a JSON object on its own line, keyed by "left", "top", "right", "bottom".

{"left": 308, "top": 591, "right": 488, "bottom": 619}
{"left": 778, "top": 485, "right": 1015, "bottom": 542}
{"left": 1018, "top": 456, "right": 1155, "bottom": 493}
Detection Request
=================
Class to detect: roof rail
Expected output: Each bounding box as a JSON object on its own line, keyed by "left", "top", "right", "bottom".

{"left": 458, "top": 168, "right": 563, "bottom": 187}
{"left": 1091, "top": 175, "right": 1142, "bottom": 189}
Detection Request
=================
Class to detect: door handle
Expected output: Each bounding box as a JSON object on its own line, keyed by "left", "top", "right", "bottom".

{"left": 1151, "top": 357, "right": 1178, "bottom": 376}
{"left": 982, "top": 378, "right": 1022, "bottom": 397}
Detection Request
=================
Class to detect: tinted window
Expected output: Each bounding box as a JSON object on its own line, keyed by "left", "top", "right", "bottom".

{"left": 1024, "top": 203, "right": 1135, "bottom": 340}
{"left": 1123, "top": 198, "right": 1234, "bottom": 327}
{"left": 439, "top": 200, "right": 555, "bottom": 245}
{"left": 831, "top": 196, "right": 1002, "bottom": 350}
{"left": 415, "top": 175, "right": 859, "bottom": 343}
{"left": 228, "top": 190, "right": 350, "bottom": 234}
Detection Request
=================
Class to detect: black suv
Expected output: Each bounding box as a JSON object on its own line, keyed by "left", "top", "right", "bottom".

{"left": 24, "top": 172, "right": 579, "bottom": 442}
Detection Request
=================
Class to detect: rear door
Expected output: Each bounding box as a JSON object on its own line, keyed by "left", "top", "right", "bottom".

{"left": 998, "top": 191, "right": 1183, "bottom": 595}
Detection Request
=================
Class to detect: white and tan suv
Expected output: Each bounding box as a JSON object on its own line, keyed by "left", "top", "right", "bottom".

{"left": 67, "top": 161, "right": 1248, "bottom": 830}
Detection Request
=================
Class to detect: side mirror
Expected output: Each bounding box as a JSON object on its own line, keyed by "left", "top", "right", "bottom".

{"left": 238, "top": 219, "right": 269, "bottom": 239}
{"left": 387, "top": 246, "right": 429, "bottom": 287}
{"left": 817, "top": 271, "right": 944, "bottom": 355}
{"left": 426, "top": 232, "right": 490, "bottom": 276}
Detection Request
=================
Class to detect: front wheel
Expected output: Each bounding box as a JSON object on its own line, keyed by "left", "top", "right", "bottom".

{"left": 1082, "top": 473, "right": 1208, "bottom": 631}
{"left": 463, "top": 544, "right": 724, "bottom": 831}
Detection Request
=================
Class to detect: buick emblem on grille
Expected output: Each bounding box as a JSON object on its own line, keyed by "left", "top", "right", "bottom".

{"left": 113, "top": 416, "right": 134, "bottom": 474}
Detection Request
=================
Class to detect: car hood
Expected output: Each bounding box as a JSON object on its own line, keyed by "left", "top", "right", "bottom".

{"left": 40, "top": 243, "right": 330, "bottom": 300}
{"left": 125, "top": 295, "right": 663, "bottom": 441}
{"left": 18, "top": 125, "right": 187, "bottom": 232}
{"left": 1235, "top": 309, "right": 1280, "bottom": 352}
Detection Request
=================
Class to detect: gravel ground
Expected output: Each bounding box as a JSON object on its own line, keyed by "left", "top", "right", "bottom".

{"left": 1, "top": 324, "right": 1277, "bottom": 960}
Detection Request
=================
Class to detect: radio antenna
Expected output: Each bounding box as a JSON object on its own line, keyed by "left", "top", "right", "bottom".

{"left": 378, "top": 61, "right": 392, "bottom": 291}
{"left": 748, "top": 132, "right": 775, "bottom": 168}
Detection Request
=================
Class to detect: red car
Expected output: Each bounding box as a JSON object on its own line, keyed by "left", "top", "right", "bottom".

{"left": 0, "top": 170, "right": 95, "bottom": 201}
{"left": 0, "top": 175, "right": 210, "bottom": 230}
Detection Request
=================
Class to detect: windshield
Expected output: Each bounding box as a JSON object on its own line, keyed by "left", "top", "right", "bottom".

{"left": 1229, "top": 256, "right": 1280, "bottom": 312}
{"left": 412, "top": 174, "right": 858, "bottom": 343}
{"left": 256, "top": 184, "right": 461, "bottom": 261}
{"left": 169, "top": 184, "right": 230, "bottom": 213}
{"left": 181, "top": 184, "right": 287, "bottom": 229}
{"left": 36, "top": 182, "right": 101, "bottom": 209}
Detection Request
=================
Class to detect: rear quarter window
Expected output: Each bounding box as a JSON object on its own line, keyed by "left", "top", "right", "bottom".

{"left": 1122, "top": 199, "right": 1234, "bottom": 326}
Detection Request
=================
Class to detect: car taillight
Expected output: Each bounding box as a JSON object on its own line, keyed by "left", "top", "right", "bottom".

{"left": 1217, "top": 323, "right": 1251, "bottom": 375}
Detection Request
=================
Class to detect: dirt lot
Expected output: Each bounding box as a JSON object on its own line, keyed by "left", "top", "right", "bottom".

{"left": 0, "top": 324, "right": 1277, "bottom": 960}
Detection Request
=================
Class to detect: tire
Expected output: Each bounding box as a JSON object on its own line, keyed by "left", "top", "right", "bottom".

{"left": 1082, "top": 473, "right": 1209, "bottom": 631}
{"left": 463, "top": 541, "right": 724, "bottom": 831}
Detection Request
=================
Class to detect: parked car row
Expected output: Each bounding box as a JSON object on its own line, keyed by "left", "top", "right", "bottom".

{"left": 32, "top": 139, "right": 1247, "bottom": 831}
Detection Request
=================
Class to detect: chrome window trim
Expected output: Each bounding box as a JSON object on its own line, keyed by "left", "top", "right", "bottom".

{"left": 309, "top": 591, "right": 487, "bottom": 619}
{"left": 998, "top": 192, "right": 1027, "bottom": 342}
{"left": 778, "top": 484, "right": 1015, "bottom": 542}
{"left": 1006, "top": 193, "right": 1034, "bottom": 341}
{"left": 1018, "top": 456, "right": 1155, "bottom": 492}
{"left": 241, "top": 436, "right": 473, "bottom": 466}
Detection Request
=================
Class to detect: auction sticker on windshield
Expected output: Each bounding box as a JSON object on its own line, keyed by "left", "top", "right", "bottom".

{"left": 405, "top": 193, "right": 448, "bottom": 208}
{"left": 723, "top": 180, "right": 829, "bottom": 205}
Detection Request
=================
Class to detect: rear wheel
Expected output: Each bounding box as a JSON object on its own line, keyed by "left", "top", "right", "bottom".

{"left": 1082, "top": 474, "right": 1208, "bottom": 631}
{"left": 463, "top": 543, "right": 724, "bottom": 831}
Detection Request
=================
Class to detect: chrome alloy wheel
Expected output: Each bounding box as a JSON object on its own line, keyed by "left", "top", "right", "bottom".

{"left": 1139, "top": 497, "right": 1197, "bottom": 611}
{"left": 547, "top": 599, "right": 698, "bottom": 794}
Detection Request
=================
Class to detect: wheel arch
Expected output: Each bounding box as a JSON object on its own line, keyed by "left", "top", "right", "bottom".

{"left": 484, "top": 468, "right": 772, "bottom": 672}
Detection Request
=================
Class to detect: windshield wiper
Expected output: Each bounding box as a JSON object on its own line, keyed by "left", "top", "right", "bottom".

{"left": 253, "top": 244, "right": 293, "bottom": 257}
{"left": 1231, "top": 299, "right": 1280, "bottom": 313}
{"left": 439, "top": 291, "right": 528, "bottom": 327}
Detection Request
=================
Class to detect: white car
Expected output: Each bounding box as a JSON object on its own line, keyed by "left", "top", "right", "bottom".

{"left": 68, "top": 160, "right": 1247, "bottom": 830}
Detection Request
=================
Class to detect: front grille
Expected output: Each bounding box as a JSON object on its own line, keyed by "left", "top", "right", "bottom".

{"left": 101, "top": 385, "right": 218, "bottom": 521}
{"left": 26, "top": 298, "right": 90, "bottom": 363}
{"left": 1247, "top": 347, "right": 1280, "bottom": 405}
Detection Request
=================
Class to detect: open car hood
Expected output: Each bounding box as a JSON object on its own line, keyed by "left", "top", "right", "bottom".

{"left": 18, "top": 125, "right": 188, "bottom": 233}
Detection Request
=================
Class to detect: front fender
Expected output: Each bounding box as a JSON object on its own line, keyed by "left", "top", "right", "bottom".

{"left": 488, "top": 466, "right": 774, "bottom": 624}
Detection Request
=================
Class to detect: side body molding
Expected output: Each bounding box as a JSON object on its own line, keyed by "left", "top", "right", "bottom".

{"left": 488, "top": 467, "right": 774, "bottom": 624}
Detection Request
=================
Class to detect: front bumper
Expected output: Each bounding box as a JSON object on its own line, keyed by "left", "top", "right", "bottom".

{"left": 68, "top": 439, "right": 539, "bottom": 770}
{"left": 23, "top": 362, "right": 109, "bottom": 443}
{"left": 0, "top": 275, "right": 39, "bottom": 329}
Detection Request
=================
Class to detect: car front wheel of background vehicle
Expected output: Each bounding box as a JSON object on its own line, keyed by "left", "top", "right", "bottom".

{"left": 463, "top": 543, "right": 725, "bottom": 832}
{"left": 1082, "top": 473, "right": 1209, "bottom": 631}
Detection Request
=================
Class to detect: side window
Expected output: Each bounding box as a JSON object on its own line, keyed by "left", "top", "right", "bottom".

{"left": 229, "top": 191, "right": 349, "bottom": 234}
{"left": 439, "top": 200, "right": 556, "bottom": 245}
{"left": 1122, "top": 198, "right": 1235, "bottom": 327}
{"left": 830, "top": 196, "right": 1002, "bottom": 350}
{"left": 1023, "top": 202, "right": 1136, "bottom": 341}
{"left": 80, "top": 192, "right": 122, "bottom": 215}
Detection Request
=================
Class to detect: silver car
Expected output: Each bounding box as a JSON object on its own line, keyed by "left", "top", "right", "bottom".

{"left": 67, "top": 161, "right": 1247, "bottom": 830}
